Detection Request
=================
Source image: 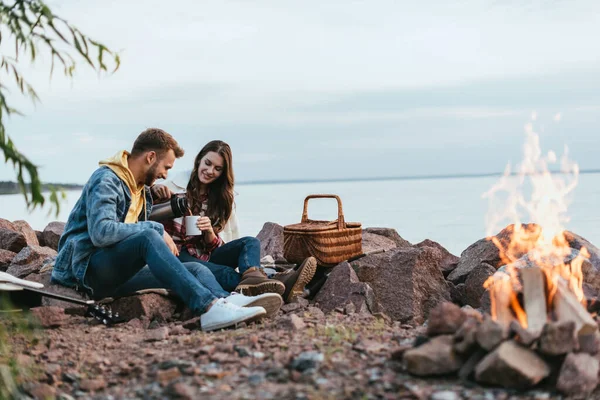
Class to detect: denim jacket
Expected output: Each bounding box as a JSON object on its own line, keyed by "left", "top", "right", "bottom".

{"left": 51, "top": 166, "right": 164, "bottom": 292}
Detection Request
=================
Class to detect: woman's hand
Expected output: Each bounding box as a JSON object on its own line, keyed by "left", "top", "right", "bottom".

{"left": 196, "top": 216, "right": 216, "bottom": 242}
{"left": 151, "top": 184, "right": 173, "bottom": 203}
{"left": 163, "top": 231, "right": 179, "bottom": 256}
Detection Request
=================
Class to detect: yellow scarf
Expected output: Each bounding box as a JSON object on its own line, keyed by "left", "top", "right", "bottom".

{"left": 99, "top": 150, "right": 146, "bottom": 223}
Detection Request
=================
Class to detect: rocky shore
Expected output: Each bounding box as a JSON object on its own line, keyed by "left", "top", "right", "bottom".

{"left": 1, "top": 218, "right": 600, "bottom": 399}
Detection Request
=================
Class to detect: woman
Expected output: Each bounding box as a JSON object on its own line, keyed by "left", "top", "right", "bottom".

{"left": 152, "top": 140, "right": 316, "bottom": 302}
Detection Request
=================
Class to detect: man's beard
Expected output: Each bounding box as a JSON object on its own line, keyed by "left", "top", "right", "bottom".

{"left": 144, "top": 164, "right": 158, "bottom": 186}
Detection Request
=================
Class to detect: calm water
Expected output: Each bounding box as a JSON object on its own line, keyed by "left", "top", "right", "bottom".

{"left": 2, "top": 173, "right": 600, "bottom": 256}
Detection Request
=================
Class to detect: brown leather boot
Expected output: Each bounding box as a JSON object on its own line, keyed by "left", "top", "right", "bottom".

{"left": 272, "top": 257, "right": 317, "bottom": 303}
{"left": 235, "top": 267, "right": 285, "bottom": 296}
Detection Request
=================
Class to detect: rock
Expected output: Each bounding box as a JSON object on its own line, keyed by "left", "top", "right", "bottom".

{"left": 109, "top": 293, "right": 179, "bottom": 322}
{"left": 256, "top": 222, "right": 286, "bottom": 263}
{"left": 281, "top": 302, "right": 304, "bottom": 314}
{"left": 23, "top": 270, "right": 88, "bottom": 309}
{"left": 12, "top": 220, "right": 39, "bottom": 247}
{"left": 362, "top": 228, "right": 412, "bottom": 248}
{"left": 42, "top": 221, "right": 65, "bottom": 251}
{"left": 475, "top": 317, "right": 507, "bottom": 351}
{"left": 578, "top": 331, "right": 600, "bottom": 355}
{"left": 556, "top": 352, "right": 599, "bottom": 397}
{"left": 6, "top": 246, "right": 57, "bottom": 278}
{"left": 361, "top": 231, "right": 397, "bottom": 254}
{"left": 447, "top": 281, "right": 464, "bottom": 305}
{"left": 447, "top": 239, "right": 499, "bottom": 284}
{"left": 313, "top": 262, "right": 381, "bottom": 314}
{"left": 474, "top": 340, "right": 551, "bottom": 389}
{"left": 564, "top": 231, "right": 600, "bottom": 292}
{"left": 426, "top": 302, "right": 466, "bottom": 336}
{"left": 509, "top": 320, "right": 541, "bottom": 347}
{"left": 430, "top": 391, "right": 461, "bottom": 400}
{"left": 403, "top": 335, "right": 462, "bottom": 376}
{"left": 144, "top": 327, "right": 170, "bottom": 342}
{"left": 354, "top": 247, "right": 451, "bottom": 324}
{"left": 415, "top": 239, "right": 459, "bottom": 277}
{"left": 167, "top": 382, "right": 196, "bottom": 399}
{"left": 289, "top": 351, "right": 324, "bottom": 372}
{"left": 463, "top": 263, "right": 496, "bottom": 308}
{"left": 0, "top": 249, "right": 16, "bottom": 272}
{"left": 0, "top": 218, "right": 27, "bottom": 253}
{"left": 277, "top": 314, "right": 306, "bottom": 331}
{"left": 449, "top": 224, "right": 542, "bottom": 285}
{"left": 538, "top": 321, "right": 577, "bottom": 356}
{"left": 182, "top": 317, "right": 201, "bottom": 330}
{"left": 79, "top": 378, "right": 107, "bottom": 391}
{"left": 453, "top": 318, "right": 480, "bottom": 354}
{"left": 30, "top": 306, "right": 70, "bottom": 328}
{"left": 22, "top": 382, "right": 56, "bottom": 400}
{"left": 35, "top": 230, "right": 45, "bottom": 247}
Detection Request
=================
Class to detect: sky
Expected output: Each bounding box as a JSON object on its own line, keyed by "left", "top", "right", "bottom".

{"left": 2, "top": 0, "right": 600, "bottom": 184}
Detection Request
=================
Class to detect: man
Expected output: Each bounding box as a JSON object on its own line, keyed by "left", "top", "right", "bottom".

{"left": 52, "top": 128, "right": 282, "bottom": 331}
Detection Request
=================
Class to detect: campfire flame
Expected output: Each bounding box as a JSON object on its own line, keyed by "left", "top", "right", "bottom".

{"left": 482, "top": 117, "right": 587, "bottom": 329}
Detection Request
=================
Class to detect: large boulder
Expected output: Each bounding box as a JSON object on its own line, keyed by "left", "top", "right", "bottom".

{"left": 256, "top": 222, "right": 286, "bottom": 263}
{"left": 0, "top": 218, "right": 27, "bottom": 253}
{"left": 42, "top": 221, "right": 65, "bottom": 251}
{"left": 361, "top": 232, "right": 397, "bottom": 255}
{"left": 109, "top": 292, "right": 179, "bottom": 322}
{"left": 362, "top": 228, "right": 412, "bottom": 249}
{"left": 313, "top": 262, "right": 381, "bottom": 314}
{"left": 415, "top": 239, "right": 459, "bottom": 277}
{"left": 448, "top": 223, "right": 541, "bottom": 285}
{"left": 447, "top": 239, "right": 500, "bottom": 284}
{"left": 12, "top": 220, "right": 39, "bottom": 247}
{"left": 463, "top": 263, "right": 496, "bottom": 308}
{"left": 0, "top": 249, "right": 16, "bottom": 272}
{"left": 564, "top": 231, "right": 600, "bottom": 292}
{"left": 353, "top": 246, "right": 451, "bottom": 324}
{"left": 6, "top": 246, "right": 57, "bottom": 278}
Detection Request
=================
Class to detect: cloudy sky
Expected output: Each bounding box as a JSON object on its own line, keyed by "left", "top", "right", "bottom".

{"left": 2, "top": 0, "right": 600, "bottom": 184}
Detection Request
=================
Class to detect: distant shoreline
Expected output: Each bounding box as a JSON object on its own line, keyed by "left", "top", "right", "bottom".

{"left": 0, "top": 181, "right": 84, "bottom": 195}
{"left": 1, "top": 168, "right": 599, "bottom": 194}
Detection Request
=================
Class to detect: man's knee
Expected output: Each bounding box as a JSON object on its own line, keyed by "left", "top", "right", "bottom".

{"left": 130, "top": 229, "right": 164, "bottom": 247}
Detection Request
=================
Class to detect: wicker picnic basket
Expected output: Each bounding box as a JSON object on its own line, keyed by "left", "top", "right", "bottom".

{"left": 283, "top": 194, "right": 362, "bottom": 266}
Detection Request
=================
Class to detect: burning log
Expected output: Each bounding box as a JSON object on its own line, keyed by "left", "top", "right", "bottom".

{"left": 520, "top": 267, "right": 547, "bottom": 334}
{"left": 485, "top": 273, "right": 517, "bottom": 329}
{"left": 552, "top": 279, "right": 597, "bottom": 336}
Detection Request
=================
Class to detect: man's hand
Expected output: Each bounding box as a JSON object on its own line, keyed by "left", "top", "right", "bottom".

{"left": 163, "top": 231, "right": 179, "bottom": 256}
{"left": 151, "top": 184, "right": 173, "bottom": 203}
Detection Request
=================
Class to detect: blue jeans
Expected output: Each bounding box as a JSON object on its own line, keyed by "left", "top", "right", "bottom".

{"left": 178, "top": 236, "right": 261, "bottom": 292}
{"left": 85, "top": 230, "right": 228, "bottom": 315}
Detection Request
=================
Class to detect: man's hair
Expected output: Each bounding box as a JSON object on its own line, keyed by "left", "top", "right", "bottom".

{"left": 131, "top": 128, "right": 184, "bottom": 158}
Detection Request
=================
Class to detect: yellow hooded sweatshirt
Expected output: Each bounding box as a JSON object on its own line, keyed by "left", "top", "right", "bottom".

{"left": 99, "top": 150, "right": 146, "bottom": 223}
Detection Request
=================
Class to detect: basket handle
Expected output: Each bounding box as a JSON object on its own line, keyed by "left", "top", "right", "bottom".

{"left": 301, "top": 194, "right": 345, "bottom": 230}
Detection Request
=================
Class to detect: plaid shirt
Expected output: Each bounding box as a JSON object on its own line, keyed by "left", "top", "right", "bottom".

{"left": 160, "top": 194, "right": 223, "bottom": 261}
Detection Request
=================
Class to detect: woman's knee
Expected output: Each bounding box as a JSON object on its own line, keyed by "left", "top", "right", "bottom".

{"left": 240, "top": 236, "right": 260, "bottom": 248}
{"left": 183, "top": 262, "right": 213, "bottom": 278}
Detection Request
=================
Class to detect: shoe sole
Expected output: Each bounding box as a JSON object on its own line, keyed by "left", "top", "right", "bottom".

{"left": 201, "top": 308, "right": 266, "bottom": 332}
{"left": 236, "top": 280, "right": 286, "bottom": 297}
{"left": 240, "top": 294, "right": 283, "bottom": 318}
{"left": 287, "top": 257, "right": 317, "bottom": 303}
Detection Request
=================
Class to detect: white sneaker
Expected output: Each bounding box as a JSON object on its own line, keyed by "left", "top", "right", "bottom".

{"left": 226, "top": 292, "right": 283, "bottom": 318}
{"left": 200, "top": 298, "right": 266, "bottom": 332}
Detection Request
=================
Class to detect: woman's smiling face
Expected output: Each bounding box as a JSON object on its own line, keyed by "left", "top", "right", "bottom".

{"left": 197, "top": 151, "right": 224, "bottom": 185}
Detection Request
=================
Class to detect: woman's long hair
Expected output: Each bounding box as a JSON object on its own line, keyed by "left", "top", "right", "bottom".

{"left": 186, "top": 140, "right": 234, "bottom": 233}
